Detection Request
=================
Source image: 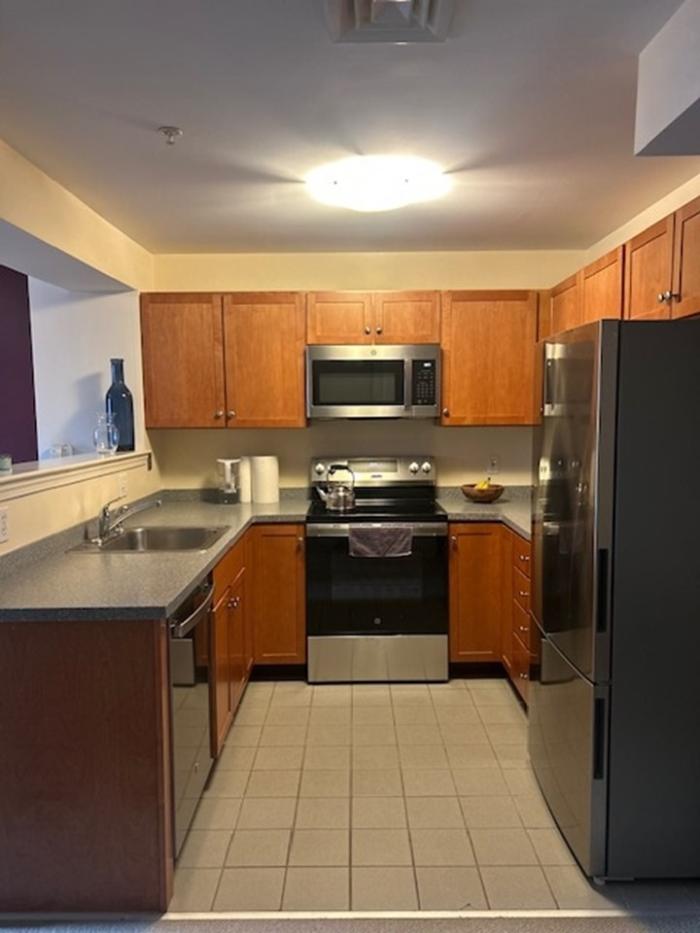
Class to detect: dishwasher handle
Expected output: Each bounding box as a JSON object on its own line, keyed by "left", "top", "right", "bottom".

{"left": 170, "top": 582, "right": 215, "bottom": 639}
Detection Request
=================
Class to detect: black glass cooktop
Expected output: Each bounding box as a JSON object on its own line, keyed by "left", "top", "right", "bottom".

{"left": 306, "top": 495, "right": 446, "bottom": 524}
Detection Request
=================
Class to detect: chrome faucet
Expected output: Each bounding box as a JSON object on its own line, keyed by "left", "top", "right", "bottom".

{"left": 96, "top": 496, "right": 162, "bottom": 543}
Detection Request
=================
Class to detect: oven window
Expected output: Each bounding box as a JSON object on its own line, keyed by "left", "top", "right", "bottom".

{"left": 313, "top": 360, "right": 404, "bottom": 406}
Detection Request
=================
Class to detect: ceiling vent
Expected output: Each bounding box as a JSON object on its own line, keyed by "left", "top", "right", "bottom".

{"left": 323, "top": 0, "right": 456, "bottom": 43}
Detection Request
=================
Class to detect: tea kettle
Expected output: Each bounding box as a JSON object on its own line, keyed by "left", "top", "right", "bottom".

{"left": 317, "top": 463, "right": 356, "bottom": 512}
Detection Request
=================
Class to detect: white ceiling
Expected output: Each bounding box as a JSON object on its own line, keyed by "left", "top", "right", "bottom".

{"left": 1, "top": 0, "right": 699, "bottom": 253}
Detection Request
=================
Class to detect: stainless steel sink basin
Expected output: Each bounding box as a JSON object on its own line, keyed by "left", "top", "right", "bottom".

{"left": 75, "top": 526, "right": 228, "bottom": 553}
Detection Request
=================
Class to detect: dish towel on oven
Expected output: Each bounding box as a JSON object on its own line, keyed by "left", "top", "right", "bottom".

{"left": 348, "top": 525, "right": 413, "bottom": 558}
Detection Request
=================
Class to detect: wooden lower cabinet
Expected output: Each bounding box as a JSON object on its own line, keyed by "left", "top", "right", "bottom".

{"left": 251, "top": 523, "right": 306, "bottom": 665}
{"left": 503, "top": 529, "right": 533, "bottom": 703}
{"left": 449, "top": 523, "right": 504, "bottom": 662}
{"left": 211, "top": 535, "right": 249, "bottom": 755}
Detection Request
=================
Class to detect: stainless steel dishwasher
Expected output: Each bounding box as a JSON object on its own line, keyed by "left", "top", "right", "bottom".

{"left": 169, "top": 578, "right": 216, "bottom": 857}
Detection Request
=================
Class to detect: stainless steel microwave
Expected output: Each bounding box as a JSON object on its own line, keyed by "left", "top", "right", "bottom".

{"left": 306, "top": 345, "right": 441, "bottom": 419}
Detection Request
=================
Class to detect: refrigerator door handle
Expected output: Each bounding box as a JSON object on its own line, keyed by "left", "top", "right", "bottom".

{"left": 593, "top": 696, "right": 607, "bottom": 781}
{"left": 596, "top": 548, "right": 609, "bottom": 633}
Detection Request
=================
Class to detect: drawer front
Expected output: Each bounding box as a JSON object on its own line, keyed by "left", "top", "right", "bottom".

{"left": 512, "top": 598, "right": 531, "bottom": 648}
{"left": 511, "top": 630, "right": 530, "bottom": 702}
{"left": 512, "top": 534, "right": 531, "bottom": 578}
{"left": 512, "top": 566, "right": 531, "bottom": 612}
{"left": 214, "top": 534, "right": 246, "bottom": 602}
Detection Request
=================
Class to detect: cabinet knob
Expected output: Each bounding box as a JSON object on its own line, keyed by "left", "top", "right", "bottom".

{"left": 519, "top": 554, "right": 530, "bottom": 562}
{"left": 658, "top": 290, "right": 681, "bottom": 303}
{"left": 450, "top": 535, "right": 458, "bottom": 550}
{"left": 227, "top": 410, "right": 236, "bottom": 420}
{"left": 519, "top": 624, "right": 529, "bottom": 633}
{"left": 364, "top": 325, "right": 371, "bottom": 335}
{"left": 214, "top": 410, "right": 224, "bottom": 419}
{"left": 376, "top": 325, "right": 383, "bottom": 335}
{"left": 519, "top": 672, "right": 528, "bottom": 680}
{"left": 442, "top": 408, "right": 450, "bottom": 418}
{"left": 518, "top": 590, "right": 529, "bottom": 598}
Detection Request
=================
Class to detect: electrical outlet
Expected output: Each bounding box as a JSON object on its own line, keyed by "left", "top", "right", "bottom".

{"left": 0, "top": 508, "right": 8, "bottom": 544}
{"left": 118, "top": 473, "right": 128, "bottom": 499}
{"left": 488, "top": 456, "right": 500, "bottom": 476}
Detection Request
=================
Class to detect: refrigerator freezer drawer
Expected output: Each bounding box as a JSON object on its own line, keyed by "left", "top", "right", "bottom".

{"left": 529, "top": 636, "right": 608, "bottom": 878}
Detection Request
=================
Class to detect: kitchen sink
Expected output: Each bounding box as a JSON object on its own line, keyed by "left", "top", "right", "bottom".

{"left": 75, "top": 526, "right": 228, "bottom": 553}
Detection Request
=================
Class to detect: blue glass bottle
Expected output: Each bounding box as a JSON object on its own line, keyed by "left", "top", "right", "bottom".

{"left": 106, "top": 358, "right": 134, "bottom": 452}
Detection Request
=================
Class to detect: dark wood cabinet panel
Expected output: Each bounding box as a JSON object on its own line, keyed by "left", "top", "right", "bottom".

{"left": 141, "top": 293, "right": 225, "bottom": 428}
{"left": 441, "top": 291, "right": 538, "bottom": 425}
{"left": 251, "top": 524, "right": 306, "bottom": 665}
{"left": 449, "top": 523, "right": 504, "bottom": 663}
{"left": 0, "top": 619, "right": 172, "bottom": 911}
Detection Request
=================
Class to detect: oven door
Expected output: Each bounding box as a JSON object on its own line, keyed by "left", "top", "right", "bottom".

{"left": 306, "top": 522, "right": 448, "bottom": 682}
{"left": 306, "top": 522, "right": 448, "bottom": 636}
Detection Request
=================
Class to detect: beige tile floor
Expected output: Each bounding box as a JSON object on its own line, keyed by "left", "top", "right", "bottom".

{"left": 169, "top": 678, "right": 700, "bottom": 914}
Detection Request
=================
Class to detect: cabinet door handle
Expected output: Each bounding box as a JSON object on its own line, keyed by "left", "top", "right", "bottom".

{"left": 658, "top": 290, "right": 681, "bottom": 303}
{"left": 214, "top": 410, "right": 224, "bottom": 420}
{"left": 518, "top": 590, "right": 529, "bottom": 598}
{"left": 519, "top": 624, "right": 529, "bottom": 633}
{"left": 227, "top": 410, "right": 236, "bottom": 420}
{"left": 376, "top": 325, "right": 383, "bottom": 335}
{"left": 364, "top": 325, "right": 371, "bottom": 335}
{"left": 450, "top": 535, "right": 458, "bottom": 551}
{"left": 519, "top": 554, "right": 530, "bottom": 562}
{"left": 297, "top": 536, "right": 304, "bottom": 552}
{"left": 442, "top": 408, "right": 450, "bottom": 418}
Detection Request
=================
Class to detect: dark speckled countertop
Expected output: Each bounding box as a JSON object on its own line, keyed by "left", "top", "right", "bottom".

{"left": 0, "top": 486, "right": 531, "bottom": 622}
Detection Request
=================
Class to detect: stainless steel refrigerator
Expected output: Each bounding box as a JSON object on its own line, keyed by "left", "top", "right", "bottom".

{"left": 529, "top": 318, "right": 700, "bottom": 881}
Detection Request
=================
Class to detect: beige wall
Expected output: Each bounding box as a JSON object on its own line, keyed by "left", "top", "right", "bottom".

{"left": 152, "top": 250, "right": 583, "bottom": 292}
{"left": 0, "top": 138, "right": 153, "bottom": 291}
{"left": 150, "top": 423, "right": 533, "bottom": 490}
{"left": 0, "top": 457, "right": 159, "bottom": 557}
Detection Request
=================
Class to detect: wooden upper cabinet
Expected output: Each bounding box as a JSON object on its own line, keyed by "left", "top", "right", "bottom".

{"left": 550, "top": 274, "right": 581, "bottom": 334}
{"left": 441, "top": 290, "right": 538, "bottom": 426}
{"left": 449, "top": 523, "right": 503, "bottom": 663}
{"left": 373, "top": 291, "right": 440, "bottom": 344}
{"left": 307, "top": 291, "right": 373, "bottom": 344}
{"left": 672, "top": 195, "right": 700, "bottom": 319}
{"left": 251, "top": 524, "right": 306, "bottom": 665}
{"left": 537, "top": 290, "right": 553, "bottom": 341}
{"left": 223, "top": 292, "right": 306, "bottom": 428}
{"left": 581, "top": 247, "right": 623, "bottom": 324}
{"left": 141, "top": 293, "right": 225, "bottom": 428}
{"left": 307, "top": 290, "right": 440, "bottom": 344}
{"left": 624, "top": 216, "right": 674, "bottom": 321}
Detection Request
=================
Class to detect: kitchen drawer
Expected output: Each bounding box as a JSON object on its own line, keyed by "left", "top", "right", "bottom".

{"left": 512, "top": 534, "right": 531, "bottom": 578}
{"left": 512, "top": 565, "right": 531, "bottom": 612}
{"left": 511, "top": 629, "right": 530, "bottom": 702}
{"left": 512, "top": 598, "right": 531, "bottom": 647}
{"left": 214, "top": 534, "right": 246, "bottom": 603}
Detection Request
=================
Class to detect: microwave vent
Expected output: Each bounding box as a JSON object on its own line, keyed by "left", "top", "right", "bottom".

{"left": 323, "top": 0, "right": 455, "bottom": 43}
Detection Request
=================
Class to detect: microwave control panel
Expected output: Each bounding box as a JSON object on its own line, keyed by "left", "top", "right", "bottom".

{"left": 412, "top": 360, "right": 438, "bottom": 406}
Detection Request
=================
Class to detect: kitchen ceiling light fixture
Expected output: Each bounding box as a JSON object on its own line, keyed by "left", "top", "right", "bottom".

{"left": 305, "top": 155, "right": 450, "bottom": 212}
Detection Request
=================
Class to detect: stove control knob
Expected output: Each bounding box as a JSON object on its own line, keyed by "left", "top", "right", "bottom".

{"left": 314, "top": 462, "right": 326, "bottom": 476}
{"left": 408, "top": 461, "right": 420, "bottom": 474}
{"left": 421, "top": 461, "right": 432, "bottom": 474}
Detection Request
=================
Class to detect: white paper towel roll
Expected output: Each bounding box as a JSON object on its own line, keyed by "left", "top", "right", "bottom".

{"left": 239, "top": 457, "right": 252, "bottom": 503}
{"left": 251, "top": 456, "right": 279, "bottom": 503}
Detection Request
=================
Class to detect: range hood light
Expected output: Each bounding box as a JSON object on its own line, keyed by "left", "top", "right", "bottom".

{"left": 305, "top": 155, "right": 450, "bottom": 212}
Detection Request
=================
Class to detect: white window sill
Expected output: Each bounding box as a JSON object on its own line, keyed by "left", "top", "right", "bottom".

{"left": 0, "top": 451, "right": 152, "bottom": 501}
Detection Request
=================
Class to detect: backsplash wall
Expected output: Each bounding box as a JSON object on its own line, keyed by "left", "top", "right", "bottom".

{"left": 149, "top": 423, "right": 534, "bottom": 489}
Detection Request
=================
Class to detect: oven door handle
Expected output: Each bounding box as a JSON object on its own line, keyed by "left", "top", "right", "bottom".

{"left": 306, "top": 523, "right": 447, "bottom": 538}
{"left": 169, "top": 583, "right": 215, "bottom": 639}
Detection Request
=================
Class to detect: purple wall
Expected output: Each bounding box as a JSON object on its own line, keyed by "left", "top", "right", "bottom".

{"left": 0, "top": 264, "right": 38, "bottom": 462}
